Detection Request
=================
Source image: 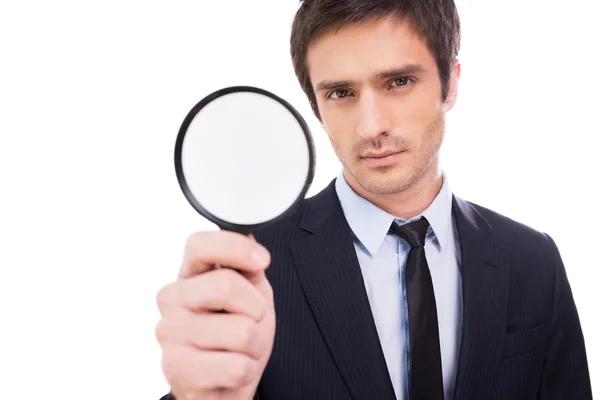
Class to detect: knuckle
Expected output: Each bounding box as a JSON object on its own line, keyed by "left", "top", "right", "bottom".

{"left": 229, "top": 357, "right": 254, "bottom": 387}
{"left": 235, "top": 318, "right": 256, "bottom": 350}
{"left": 155, "top": 319, "right": 168, "bottom": 343}
{"left": 162, "top": 348, "right": 205, "bottom": 393}
{"left": 183, "top": 232, "right": 210, "bottom": 266}
{"left": 161, "top": 351, "right": 184, "bottom": 384}
{"left": 185, "top": 231, "right": 204, "bottom": 251}
{"left": 216, "top": 271, "right": 237, "bottom": 297}
{"left": 155, "top": 317, "right": 178, "bottom": 344}
{"left": 156, "top": 282, "right": 177, "bottom": 312}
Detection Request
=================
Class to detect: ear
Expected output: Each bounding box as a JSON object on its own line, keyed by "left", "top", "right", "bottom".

{"left": 442, "top": 61, "right": 461, "bottom": 112}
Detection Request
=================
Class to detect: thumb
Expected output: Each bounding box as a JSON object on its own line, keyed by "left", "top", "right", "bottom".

{"left": 241, "top": 234, "right": 271, "bottom": 285}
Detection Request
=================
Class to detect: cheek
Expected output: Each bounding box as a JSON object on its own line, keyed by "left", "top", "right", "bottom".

{"left": 395, "top": 93, "right": 442, "bottom": 140}
{"left": 403, "top": 90, "right": 439, "bottom": 123}
{"left": 321, "top": 113, "right": 356, "bottom": 149}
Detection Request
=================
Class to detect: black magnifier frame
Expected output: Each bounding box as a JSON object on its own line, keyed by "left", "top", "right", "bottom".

{"left": 174, "top": 85, "right": 316, "bottom": 235}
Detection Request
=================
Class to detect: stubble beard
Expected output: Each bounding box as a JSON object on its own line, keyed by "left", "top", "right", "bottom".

{"left": 338, "top": 113, "right": 445, "bottom": 197}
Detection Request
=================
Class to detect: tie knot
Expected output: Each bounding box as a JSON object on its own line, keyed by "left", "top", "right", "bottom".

{"left": 389, "top": 217, "right": 430, "bottom": 247}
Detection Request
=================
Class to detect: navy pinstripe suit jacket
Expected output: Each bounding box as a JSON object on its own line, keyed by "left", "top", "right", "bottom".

{"left": 162, "top": 179, "right": 592, "bottom": 399}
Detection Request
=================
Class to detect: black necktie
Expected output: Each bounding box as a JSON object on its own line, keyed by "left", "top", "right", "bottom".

{"left": 390, "top": 218, "right": 444, "bottom": 400}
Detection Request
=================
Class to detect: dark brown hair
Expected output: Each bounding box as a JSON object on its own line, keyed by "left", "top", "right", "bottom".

{"left": 290, "top": 0, "right": 461, "bottom": 119}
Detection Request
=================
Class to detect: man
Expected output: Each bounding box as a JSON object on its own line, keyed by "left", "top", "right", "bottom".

{"left": 155, "top": 0, "right": 593, "bottom": 399}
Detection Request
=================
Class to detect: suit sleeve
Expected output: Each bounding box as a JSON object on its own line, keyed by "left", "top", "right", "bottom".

{"left": 538, "top": 234, "right": 593, "bottom": 399}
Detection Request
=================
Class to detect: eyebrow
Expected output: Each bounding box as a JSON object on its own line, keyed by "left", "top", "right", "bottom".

{"left": 314, "top": 64, "right": 428, "bottom": 92}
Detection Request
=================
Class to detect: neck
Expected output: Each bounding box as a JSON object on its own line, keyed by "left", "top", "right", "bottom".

{"left": 344, "top": 160, "right": 443, "bottom": 220}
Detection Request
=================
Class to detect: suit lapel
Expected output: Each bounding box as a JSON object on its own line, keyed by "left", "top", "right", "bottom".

{"left": 452, "top": 196, "right": 509, "bottom": 399}
{"left": 290, "top": 180, "right": 396, "bottom": 400}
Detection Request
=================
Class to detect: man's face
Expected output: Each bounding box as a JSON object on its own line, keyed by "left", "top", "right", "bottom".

{"left": 307, "top": 16, "right": 459, "bottom": 196}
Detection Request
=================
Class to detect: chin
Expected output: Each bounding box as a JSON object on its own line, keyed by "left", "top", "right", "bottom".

{"left": 353, "top": 165, "right": 415, "bottom": 196}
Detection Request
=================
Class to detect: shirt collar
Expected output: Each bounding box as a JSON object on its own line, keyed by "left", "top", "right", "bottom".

{"left": 335, "top": 171, "right": 454, "bottom": 256}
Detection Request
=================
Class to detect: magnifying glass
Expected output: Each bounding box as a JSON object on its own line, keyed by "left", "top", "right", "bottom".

{"left": 174, "top": 86, "right": 316, "bottom": 235}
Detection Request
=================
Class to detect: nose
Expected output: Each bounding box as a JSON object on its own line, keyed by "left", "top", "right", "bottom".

{"left": 356, "top": 91, "right": 392, "bottom": 140}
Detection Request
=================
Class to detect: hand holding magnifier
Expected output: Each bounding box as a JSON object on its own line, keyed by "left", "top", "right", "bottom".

{"left": 160, "top": 87, "right": 315, "bottom": 398}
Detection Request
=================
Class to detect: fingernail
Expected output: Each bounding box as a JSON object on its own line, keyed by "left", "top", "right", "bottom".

{"left": 250, "top": 246, "right": 269, "bottom": 267}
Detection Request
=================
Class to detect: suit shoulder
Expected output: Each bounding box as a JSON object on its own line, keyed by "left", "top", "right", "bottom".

{"left": 251, "top": 196, "right": 310, "bottom": 246}
{"left": 467, "top": 199, "right": 546, "bottom": 237}
{"left": 462, "top": 199, "right": 556, "bottom": 256}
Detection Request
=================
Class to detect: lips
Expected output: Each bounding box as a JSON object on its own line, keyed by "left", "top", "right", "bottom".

{"left": 359, "top": 151, "right": 404, "bottom": 167}
{"left": 361, "top": 150, "right": 402, "bottom": 159}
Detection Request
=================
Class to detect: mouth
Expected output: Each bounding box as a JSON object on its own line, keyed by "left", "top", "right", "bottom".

{"left": 360, "top": 150, "right": 405, "bottom": 167}
{"left": 361, "top": 150, "right": 402, "bottom": 158}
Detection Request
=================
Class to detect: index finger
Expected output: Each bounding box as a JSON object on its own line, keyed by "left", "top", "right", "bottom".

{"left": 179, "top": 231, "right": 271, "bottom": 279}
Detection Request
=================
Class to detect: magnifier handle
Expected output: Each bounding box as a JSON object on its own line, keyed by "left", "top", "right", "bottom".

{"left": 216, "top": 263, "right": 239, "bottom": 272}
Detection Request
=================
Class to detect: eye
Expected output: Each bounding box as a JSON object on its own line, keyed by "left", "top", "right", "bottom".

{"left": 391, "top": 77, "right": 410, "bottom": 88}
{"left": 328, "top": 89, "right": 351, "bottom": 100}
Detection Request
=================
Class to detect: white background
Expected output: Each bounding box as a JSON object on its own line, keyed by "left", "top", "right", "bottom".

{"left": 1, "top": 0, "right": 598, "bottom": 398}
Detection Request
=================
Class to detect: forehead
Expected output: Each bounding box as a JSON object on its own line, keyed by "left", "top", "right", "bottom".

{"left": 306, "top": 16, "right": 437, "bottom": 85}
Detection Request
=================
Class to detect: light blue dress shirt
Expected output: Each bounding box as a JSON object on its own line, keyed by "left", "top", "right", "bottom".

{"left": 335, "top": 172, "right": 463, "bottom": 400}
